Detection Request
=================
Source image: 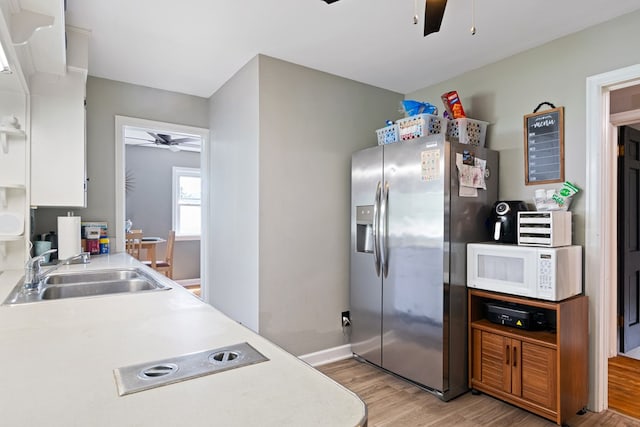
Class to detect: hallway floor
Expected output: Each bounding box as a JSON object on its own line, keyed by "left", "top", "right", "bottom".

{"left": 609, "top": 356, "right": 640, "bottom": 419}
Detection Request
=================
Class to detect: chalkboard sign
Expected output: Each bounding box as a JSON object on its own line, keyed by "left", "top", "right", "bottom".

{"left": 524, "top": 106, "right": 564, "bottom": 185}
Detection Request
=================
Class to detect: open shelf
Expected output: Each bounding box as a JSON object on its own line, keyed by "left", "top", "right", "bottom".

{"left": 470, "top": 318, "right": 557, "bottom": 347}
{"left": 0, "top": 126, "right": 26, "bottom": 154}
{"left": 0, "top": 234, "right": 23, "bottom": 242}
{"left": 0, "top": 184, "right": 25, "bottom": 208}
{"left": 0, "top": 235, "right": 23, "bottom": 258}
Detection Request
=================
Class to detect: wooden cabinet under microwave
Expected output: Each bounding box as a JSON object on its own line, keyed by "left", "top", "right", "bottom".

{"left": 468, "top": 289, "right": 588, "bottom": 425}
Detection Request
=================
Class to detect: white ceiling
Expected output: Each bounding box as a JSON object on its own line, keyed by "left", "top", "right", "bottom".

{"left": 65, "top": 0, "right": 640, "bottom": 98}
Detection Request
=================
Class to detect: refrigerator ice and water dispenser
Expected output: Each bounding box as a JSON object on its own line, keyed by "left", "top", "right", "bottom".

{"left": 355, "top": 205, "right": 374, "bottom": 253}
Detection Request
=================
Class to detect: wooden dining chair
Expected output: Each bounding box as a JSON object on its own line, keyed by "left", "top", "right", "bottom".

{"left": 125, "top": 230, "right": 143, "bottom": 260}
{"left": 143, "top": 230, "right": 175, "bottom": 279}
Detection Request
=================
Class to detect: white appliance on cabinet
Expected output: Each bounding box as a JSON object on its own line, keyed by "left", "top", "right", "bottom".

{"left": 467, "top": 242, "right": 582, "bottom": 301}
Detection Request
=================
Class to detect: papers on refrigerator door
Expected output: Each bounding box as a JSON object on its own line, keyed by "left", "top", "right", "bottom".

{"left": 421, "top": 149, "right": 441, "bottom": 182}
{"left": 456, "top": 152, "right": 487, "bottom": 197}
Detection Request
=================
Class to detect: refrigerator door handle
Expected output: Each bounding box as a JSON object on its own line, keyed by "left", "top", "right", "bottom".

{"left": 373, "top": 181, "right": 382, "bottom": 277}
{"left": 380, "top": 181, "right": 390, "bottom": 278}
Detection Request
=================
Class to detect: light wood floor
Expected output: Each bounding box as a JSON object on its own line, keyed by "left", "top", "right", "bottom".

{"left": 318, "top": 358, "right": 640, "bottom": 427}
{"left": 185, "top": 284, "right": 200, "bottom": 297}
{"left": 174, "top": 279, "right": 201, "bottom": 297}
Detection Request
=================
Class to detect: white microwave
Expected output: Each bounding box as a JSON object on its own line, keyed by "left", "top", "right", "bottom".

{"left": 467, "top": 243, "right": 582, "bottom": 301}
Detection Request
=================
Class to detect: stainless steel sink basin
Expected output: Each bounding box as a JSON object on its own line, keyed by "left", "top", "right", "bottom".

{"left": 42, "top": 269, "right": 141, "bottom": 285}
{"left": 41, "top": 278, "right": 160, "bottom": 300}
{"left": 2, "top": 268, "right": 171, "bottom": 305}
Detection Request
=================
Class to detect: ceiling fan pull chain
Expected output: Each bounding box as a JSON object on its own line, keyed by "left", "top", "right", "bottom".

{"left": 413, "top": 0, "right": 419, "bottom": 25}
{"left": 470, "top": 0, "right": 477, "bottom": 35}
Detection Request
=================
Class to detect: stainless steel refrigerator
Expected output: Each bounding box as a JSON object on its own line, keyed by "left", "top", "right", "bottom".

{"left": 350, "top": 133, "right": 498, "bottom": 400}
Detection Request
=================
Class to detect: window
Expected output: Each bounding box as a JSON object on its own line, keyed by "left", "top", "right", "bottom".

{"left": 172, "top": 167, "right": 201, "bottom": 238}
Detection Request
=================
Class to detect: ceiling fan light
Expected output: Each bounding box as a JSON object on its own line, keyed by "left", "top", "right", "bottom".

{"left": 168, "top": 145, "right": 180, "bottom": 152}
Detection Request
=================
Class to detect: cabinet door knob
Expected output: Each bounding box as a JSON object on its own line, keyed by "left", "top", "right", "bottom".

{"left": 513, "top": 347, "right": 517, "bottom": 367}
{"left": 505, "top": 344, "right": 510, "bottom": 365}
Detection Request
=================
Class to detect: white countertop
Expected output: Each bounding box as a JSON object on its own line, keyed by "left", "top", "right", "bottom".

{"left": 0, "top": 254, "right": 366, "bottom": 426}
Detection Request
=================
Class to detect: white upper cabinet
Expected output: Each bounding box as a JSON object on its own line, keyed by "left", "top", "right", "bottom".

{"left": 30, "top": 69, "right": 87, "bottom": 207}
{"left": 19, "top": 0, "right": 90, "bottom": 207}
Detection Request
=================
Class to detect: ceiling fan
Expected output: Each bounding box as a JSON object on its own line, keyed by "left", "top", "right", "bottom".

{"left": 146, "top": 132, "right": 199, "bottom": 148}
{"left": 322, "top": 0, "right": 448, "bottom": 37}
{"left": 126, "top": 131, "right": 201, "bottom": 152}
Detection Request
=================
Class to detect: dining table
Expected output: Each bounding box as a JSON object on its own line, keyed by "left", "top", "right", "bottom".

{"left": 139, "top": 236, "right": 166, "bottom": 268}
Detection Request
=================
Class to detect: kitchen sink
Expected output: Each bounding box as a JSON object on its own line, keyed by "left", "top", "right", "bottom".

{"left": 2, "top": 268, "right": 171, "bottom": 305}
{"left": 41, "top": 278, "right": 160, "bottom": 300}
{"left": 42, "top": 269, "right": 141, "bottom": 285}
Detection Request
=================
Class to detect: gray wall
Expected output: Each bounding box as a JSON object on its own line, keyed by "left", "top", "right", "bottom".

{"left": 257, "top": 56, "right": 403, "bottom": 355}
{"left": 209, "top": 54, "right": 403, "bottom": 355}
{"left": 125, "top": 145, "right": 200, "bottom": 280}
{"left": 209, "top": 56, "right": 260, "bottom": 331}
{"left": 406, "top": 9, "right": 640, "bottom": 248}
{"left": 34, "top": 77, "right": 209, "bottom": 259}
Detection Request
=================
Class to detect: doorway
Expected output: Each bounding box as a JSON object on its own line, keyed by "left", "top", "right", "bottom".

{"left": 585, "top": 64, "right": 640, "bottom": 413}
{"left": 114, "top": 116, "right": 210, "bottom": 300}
{"left": 607, "top": 96, "right": 640, "bottom": 418}
{"left": 616, "top": 124, "right": 640, "bottom": 359}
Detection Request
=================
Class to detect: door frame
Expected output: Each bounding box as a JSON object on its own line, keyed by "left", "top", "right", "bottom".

{"left": 114, "top": 116, "right": 210, "bottom": 300}
{"left": 586, "top": 64, "right": 640, "bottom": 412}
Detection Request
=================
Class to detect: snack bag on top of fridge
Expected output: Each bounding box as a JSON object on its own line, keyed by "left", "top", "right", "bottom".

{"left": 441, "top": 91, "right": 466, "bottom": 119}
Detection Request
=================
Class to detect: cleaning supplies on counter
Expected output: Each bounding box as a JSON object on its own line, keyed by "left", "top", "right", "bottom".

{"left": 85, "top": 226, "right": 101, "bottom": 255}
{"left": 99, "top": 237, "right": 110, "bottom": 254}
{"left": 81, "top": 221, "right": 109, "bottom": 255}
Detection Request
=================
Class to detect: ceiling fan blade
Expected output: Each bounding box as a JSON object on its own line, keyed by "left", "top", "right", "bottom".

{"left": 322, "top": 0, "right": 340, "bottom": 3}
{"left": 156, "top": 133, "right": 173, "bottom": 144}
{"left": 424, "top": 0, "right": 447, "bottom": 36}
{"left": 146, "top": 131, "right": 168, "bottom": 144}
{"left": 170, "top": 137, "right": 199, "bottom": 144}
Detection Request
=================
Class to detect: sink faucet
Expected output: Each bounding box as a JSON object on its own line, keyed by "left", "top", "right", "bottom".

{"left": 23, "top": 251, "right": 91, "bottom": 292}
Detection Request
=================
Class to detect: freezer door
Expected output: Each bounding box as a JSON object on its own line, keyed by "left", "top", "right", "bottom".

{"left": 381, "top": 135, "right": 446, "bottom": 391}
{"left": 350, "top": 146, "right": 383, "bottom": 365}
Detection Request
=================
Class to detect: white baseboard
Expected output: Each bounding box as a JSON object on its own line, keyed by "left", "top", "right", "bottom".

{"left": 299, "top": 344, "right": 353, "bottom": 367}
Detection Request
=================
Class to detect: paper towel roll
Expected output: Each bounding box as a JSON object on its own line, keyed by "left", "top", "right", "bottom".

{"left": 57, "top": 215, "right": 81, "bottom": 260}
